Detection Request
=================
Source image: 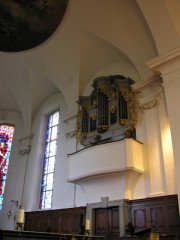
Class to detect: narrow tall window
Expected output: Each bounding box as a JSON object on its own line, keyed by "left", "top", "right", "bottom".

{"left": 0, "top": 125, "right": 14, "bottom": 210}
{"left": 39, "top": 110, "right": 60, "bottom": 209}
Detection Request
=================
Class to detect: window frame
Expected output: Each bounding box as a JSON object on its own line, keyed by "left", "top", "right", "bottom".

{"left": 0, "top": 124, "right": 15, "bottom": 210}
{"left": 39, "top": 110, "right": 60, "bottom": 210}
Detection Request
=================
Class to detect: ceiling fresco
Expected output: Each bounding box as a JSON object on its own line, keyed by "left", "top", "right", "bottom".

{"left": 0, "top": 0, "right": 68, "bottom": 52}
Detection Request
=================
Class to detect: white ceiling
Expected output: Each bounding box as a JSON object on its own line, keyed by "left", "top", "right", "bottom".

{"left": 0, "top": 0, "right": 180, "bottom": 125}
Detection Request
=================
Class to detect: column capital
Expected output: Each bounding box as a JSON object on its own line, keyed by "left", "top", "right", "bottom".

{"left": 146, "top": 47, "right": 180, "bottom": 81}
{"left": 62, "top": 109, "right": 78, "bottom": 139}
{"left": 133, "top": 77, "right": 162, "bottom": 111}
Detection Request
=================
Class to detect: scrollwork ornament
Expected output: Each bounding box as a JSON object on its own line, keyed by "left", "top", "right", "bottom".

{"left": 92, "top": 98, "right": 97, "bottom": 106}
{"left": 128, "top": 91, "right": 137, "bottom": 127}
{"left": 110, "top": 105, "right": 116, "bottom": 114}
{"left": 99, "top": 85, "right": 109, "bottom": 96}
{"left": 98, "top": 125, "right": 108, "bottom": 133}
{"left": 140, "top": 95, "right": 160, "bottom": 112}
{"left": 82, "top": 104, "right": 89, "bottom": 111}
{"left": 110, "top": 88, "right": 116, "bottom": 97}
{"left": 90, "top": 113, "right": 97, "bottom": 121}
{"left": 120, "top": 119, "right": 129, "bottom": 126}
{"left": 75, "top": 110, "right": 81, "bottom": 141}
{"left": 120, "top": 88, "right": 129, "bottom": 101}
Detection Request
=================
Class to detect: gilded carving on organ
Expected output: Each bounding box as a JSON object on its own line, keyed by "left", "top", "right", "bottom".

{"left": 77, "top": 75, "right": 137, "bottom": 147}
{"left": 110, "top": 105, "right": 117, "bottom": 114}
{"left": 90, "top": 114, "right": 97, "bottom": 121}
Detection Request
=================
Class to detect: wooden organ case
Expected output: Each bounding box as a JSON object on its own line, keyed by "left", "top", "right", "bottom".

{"left": 76, "top": 75, "right": 137, "bottom": 147}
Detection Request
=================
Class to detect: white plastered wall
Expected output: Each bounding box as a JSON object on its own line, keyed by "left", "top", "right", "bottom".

{"left": 0, "top": 110, "right": 24, "bottom": 230}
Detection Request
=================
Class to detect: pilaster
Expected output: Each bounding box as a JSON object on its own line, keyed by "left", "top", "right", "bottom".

{"left": 134, "top": 78, "right": 168, "bottom": 197}
{"left": 146, "top": 47, "right": 180, "bottom": 210}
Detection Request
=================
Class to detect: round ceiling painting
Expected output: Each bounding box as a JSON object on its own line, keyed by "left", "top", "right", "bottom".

{"left": 0, "top": 0, "right": 68, "bottom": 52}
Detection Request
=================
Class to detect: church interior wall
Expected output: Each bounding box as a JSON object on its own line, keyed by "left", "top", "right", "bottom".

{"left": 0, "top": 0, "right": 179, "bottom": 233}
{"left": 0, "top": 68, "right": 177, "bottom": 231}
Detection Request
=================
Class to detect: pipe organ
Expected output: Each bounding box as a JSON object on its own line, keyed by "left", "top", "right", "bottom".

{"left": 77, "top": 75, "right": 137, "bottom": 147}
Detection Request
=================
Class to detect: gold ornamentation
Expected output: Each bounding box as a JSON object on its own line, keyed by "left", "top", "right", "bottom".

{"left": 81, "top": 132, "right": 88, "bottom": 138}
{"left": 98, "top": 125, "right": 108, "bottom": 133}
{"left": 128, "top": 91, "right": 137, "bottom": 126}
{"left": 82, "top": 104, "right": 89, "bottom": 111}
{"left": 140, "top": 95, "right": 160, "bottom": 111}
{"left": 71, "top": 235, "right": 77, "bottom": 240}
{"left": 120, "top": 119, "right": 128, "bottom": 126}
{"left": 110, "top": 105, "right": 116, "bottom": 114}
{"left": 75, "top": 109, "right": 81, "bottom": 141}
{"left": 99, "top": 85, "right": 109, "bottom": 96}
{"left": 90, "top": 113, "right": 97, "bottom": 121}
{"left": 76, "top": 75, "right": 138, "bottom": 146}
{"left": 110, "top": 88, "right": 116, "bottom": 97}
{"left": 92, "top": 98, "right": 97, "bottom": 105}
{"left": 120, "top": 89, "right": 137, "bottom": 127}
{"left": 120, "top": 88, "right": 129, "bottom": 101}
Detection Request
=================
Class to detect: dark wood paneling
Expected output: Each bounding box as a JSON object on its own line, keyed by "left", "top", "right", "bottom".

{"left": 24, "top": 210, "right": 52, "bottom": 232}
{"left": 24, "top": 207, "right": 86, "bottom": 234}
{"left": 133, "top": 208, "right": 146, "bottom": 229}
{"left": 95, "top": 207, "right": 119, "bottom": 239}
{"left": 95, "top": 209, "right": 108, "bottom": 236}
{"left": 24, "top": 196, "right": 180, "bottom": 239}
{"left": 130, "top": 195, "right": 180, "bottom": 236}
{"left": 109, "top": 207, "right": 119, "bottom": 237}
{"left": 51, "top": 209, "right": 85, "bottom": 234}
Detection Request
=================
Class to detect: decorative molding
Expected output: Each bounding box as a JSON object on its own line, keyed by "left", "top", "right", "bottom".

{"left": 146, "top": 47, "right": 180, "bottom": 76}
{"left": 134, "top": 77, "right": 162, "bottom": 112}
{"left": 63, "top": 110, "right": 78, "bottom": 140}
{"left": 19, "top": 145, "right": 31, "bottom": 156}
{"left": 146, "top": 47, "right": 180, "bottom": 70}
{"left": 148, "top": 191, "right": 166, "bottom": 198}
{"left": 140, "top": 95, "right": 160, "bottom": 112}
{"left": 132, "top": 75, "right": 162, "bottom": 91}
{"left": 65, "top": 130, "right": 76, "bottom": 140}
{"left": 18, "top": 134, "right": 33, "bottom": 155}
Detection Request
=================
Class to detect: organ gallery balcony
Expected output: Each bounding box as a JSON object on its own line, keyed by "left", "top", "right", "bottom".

{"left": 67, "top": 138, "right": 144, "bottom": 183}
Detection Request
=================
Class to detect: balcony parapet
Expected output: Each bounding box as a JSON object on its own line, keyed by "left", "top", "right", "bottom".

{"left": 68, "top": 138, "right": 144, "bottom": 183}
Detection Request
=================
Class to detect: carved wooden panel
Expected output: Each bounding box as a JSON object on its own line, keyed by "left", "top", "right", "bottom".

{"left": 150, "top": 207, "right": 164, "bottom": 228}
{"left": 95, "top": 209, "right": 108, "bottom": 236}
{"left": 133, "top": 208, "right": 146, "bottom": 229}
{"left": 109, "top": 207, "right": 119, "bottom": 237}
{"left": 27, "top": 216, "right": 41, "bottom": 232}
{"left": 24, "top": 210, "right": 52, "bottom": 232}
{"left": 130, "top": 195, "right": 180, "bottom": 236}
{"left": 95, "top": 207, "right": 119, "bottom": 238}
{"left": 51, "top": 209, "right": 85, "bottom": 234}
{"left": 24, "top": 207, "right": 86, "bottom": 234}
{"left": 167, "top": 205, "right": 180, "bottom": 232}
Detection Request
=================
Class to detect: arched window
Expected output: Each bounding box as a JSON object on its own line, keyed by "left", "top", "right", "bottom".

{"left": 0, "top": 124, "right": 15, "bottom": 210}
{"left": 39, "top": 110, "right": 60, "bottom": 209}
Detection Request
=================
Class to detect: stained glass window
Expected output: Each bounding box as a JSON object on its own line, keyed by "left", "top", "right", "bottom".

{"left": 0, "top": 125, "right": 15, "bottom": 210}
{"left": 39, "top": 110, "right": 60, "bottom": 209}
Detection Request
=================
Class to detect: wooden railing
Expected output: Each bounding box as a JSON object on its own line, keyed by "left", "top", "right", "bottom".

{"left": 0, "top": 230, "right": 104, "bottom": 240}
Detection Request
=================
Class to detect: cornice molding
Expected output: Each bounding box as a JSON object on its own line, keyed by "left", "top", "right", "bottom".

{"left": 146, "top": 47, "right": 180, "bottom": 75}
{"left": 132, "top": 75, "right": 162, "bottom": 91}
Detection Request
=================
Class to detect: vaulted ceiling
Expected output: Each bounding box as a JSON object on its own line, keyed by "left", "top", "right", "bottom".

{"left": 0, "top": 0, "right": 180, "bottom": 128}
